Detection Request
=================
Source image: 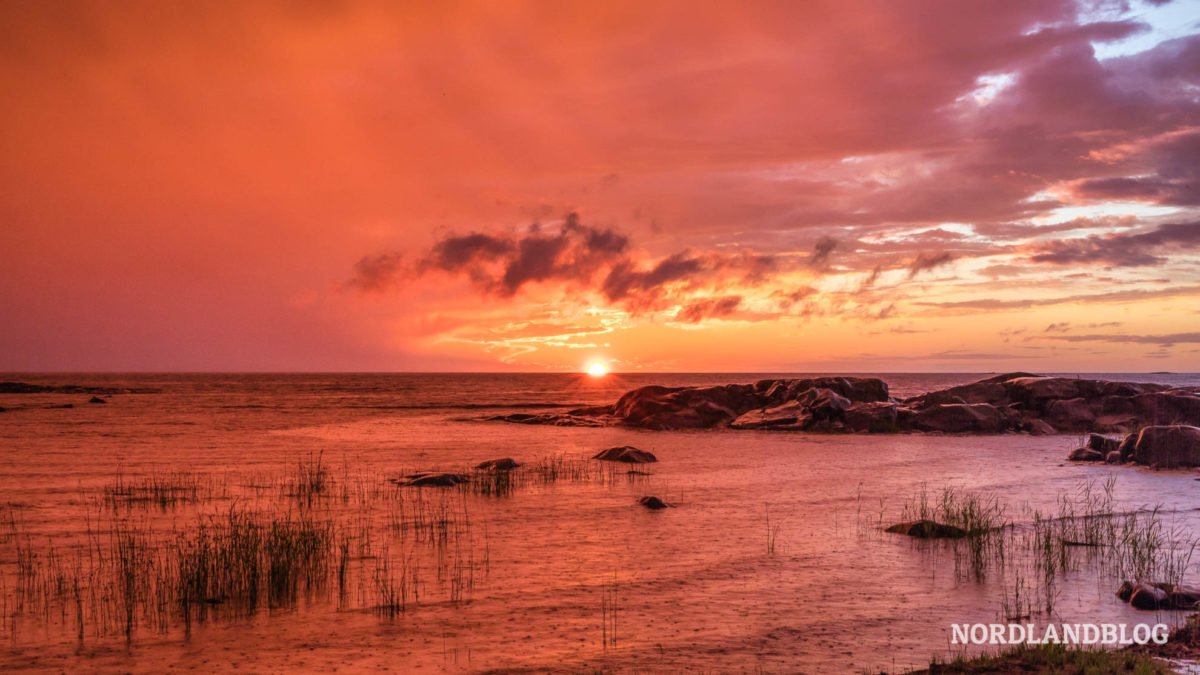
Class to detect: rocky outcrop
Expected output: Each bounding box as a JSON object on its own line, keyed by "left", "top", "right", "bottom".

{"left": 491, "top": 372, "right": 1200, "bottom": 435}
{"left": 0, "top": 382, "right": 159, "bottom": 395}
{"left": 593, "top": 446, "right": 657, "bottom": 463}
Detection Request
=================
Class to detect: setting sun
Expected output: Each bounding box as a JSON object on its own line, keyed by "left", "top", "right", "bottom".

{"left": 586, "top": 362, "right": 608, "bottom": 377}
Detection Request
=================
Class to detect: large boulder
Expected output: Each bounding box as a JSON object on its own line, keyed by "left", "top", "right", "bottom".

{"left": 1087, "top": 433, "right": 1120, "bottom": 453}
{"left": 730, "top": 401, "right": 809, "bottom": 430}
{"left": 730, "top": 387, "right": 851, "bottom": 430}
{"left": 593, "top": 446, "right": 658, "bottom": 463}
{"left": 1043, "top": 398, "right": 1096, "bottom": 432}
{"left": 1131, "top": 425, "right": 1200, "bottom": 468}
{"left": 844, "top": 401, "right": 900, "bottom": 433}
{"left": 913, "top": 403, "right": 1006, "bottom": 433}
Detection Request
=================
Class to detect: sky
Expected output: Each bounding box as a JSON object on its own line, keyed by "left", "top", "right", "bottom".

{"left": 1, "top": 0, "right": 1199, "bottom": 373}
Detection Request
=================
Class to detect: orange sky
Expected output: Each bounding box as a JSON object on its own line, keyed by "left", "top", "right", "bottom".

{"left": 1, "top": 0, "right": 1198, "bottom": 372}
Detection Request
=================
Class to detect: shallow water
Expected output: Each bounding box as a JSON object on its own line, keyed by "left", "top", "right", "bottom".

{"left": 2, "top": 372, "right": 1200, "bottom": 672}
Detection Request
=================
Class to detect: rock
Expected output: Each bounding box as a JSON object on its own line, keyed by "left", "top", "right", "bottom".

{"left": 1067, "top": 447, "right": 1104, "bottom": 462}
{"left": 484, "top": 373, "right": 1200, "bottom": 437}
{"left": 638, "top": 496, "right": 671, "bottom": 510}
{"left": 1005, "top": 377, "right": 1083, "bottom": 402}
{"left": 731, "top": 387, "right": 853, "bottom": 431}
{"left": 942, "top": 381, "right": 1011, "bottom": 406}
{"left": 1105, "top": 451, "right": 1123, "bottom": 464}
{"left": 396, "top": 472, "right": 469, "bottom": 487}
{"left": 730, "top": 401, "right": 808, "bottom": 430}
{"left": 88, "top": 396, "right": 107, "bottom": 404}
{"left": 1043, "top": 398, "right": 1096, "bottom": 432}
{"left": 45, "top": 403, "right": 74, "bottom": 409}
{"left": 0, "top": 381, "right": 159, "bottom": 395}
{"left": 1129, "top": 583, "right": 1170, "bottom": 610}
{"left": 844, "top": 401, "right": 900, "bottom": 433}
{"left": 593, "top": 446, "right": 657, "bottom": 463}
{"left": 1087, "top": 433, "right": 1120, "bottom": 453}
{"left": 475, "top": 458, "right": 521, "bottom": 471}
{"left": 1117, "top": 581, "right": 1135, "bottom": 602}
{"left": 796, "top": 387, "right": 851, "bottom": 421}
{"left": 1022, "top": 418, "right": 1057, "bottom": 436}
{"left": 1116, "top": 432, "right": 1138, "bottom": 461}
{"left": 1132, "top": 425, "right": 1200, "bottom": 468}
{"left": 1169, "top": 587, "right": 1200, "bottom": 610}
{"left": 913, "top": 403, "right": 1005, "bottom": 433}
{"left": 884, "top": 520, "right": 967, "bottom": 539}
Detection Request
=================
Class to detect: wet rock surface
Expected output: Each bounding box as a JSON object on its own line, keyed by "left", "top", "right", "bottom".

{"left": 475, "top": 458, "right": 521, "bottom": 471}
{"left": 392, "top": 472, "right": 470, "bottom": 487}
{"left": 884, "top": 520, "right": 968, "bottom": 539}
{"left": 491, "top": 373, "right": 1200, "bottom": 435}
{"left": 638, "top": 496, "right": 671, "bottom": 510}
{"left": 593, "top": 446, "right": 657, "bottom": 463}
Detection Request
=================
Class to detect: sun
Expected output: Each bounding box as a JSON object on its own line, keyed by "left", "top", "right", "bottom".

{"left": 586, "top": 361, "right": 608, "bottom": 377}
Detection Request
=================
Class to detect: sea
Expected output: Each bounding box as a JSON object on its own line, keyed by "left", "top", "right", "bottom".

{"left": 1, "top": 372, "right": 1199, "bottom": 672}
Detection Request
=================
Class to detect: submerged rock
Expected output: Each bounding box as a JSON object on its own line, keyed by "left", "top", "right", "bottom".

{"left": 593, "top": 446, "right": 657, "bottom": 463}
{"left": 395, "top": 472, "right": 469, "bottom": 487}
{"left": 88, "top": 396, "right": 107, "bottom": 404}
{"left": 638, "top": 496, "right": 671, "bottom": 510}
{"left": 475, "top": 457, "right": 521, "bottom": 471}
{"left": 884, "top": 520, "right": 967, "bottom": 539}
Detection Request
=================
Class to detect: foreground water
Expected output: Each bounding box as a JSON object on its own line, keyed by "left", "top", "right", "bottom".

{"left": 2, "top": 372, "right": 1200, "bottom": 672}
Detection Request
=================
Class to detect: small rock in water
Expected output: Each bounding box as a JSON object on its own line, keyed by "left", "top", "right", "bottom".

{"left": 88, "top": 396, "right": 107, "bottom": 404}
{"left": 638, "top": 496, "right": 671, "bottom": 510}
{"left": 1067, "top": 447, "right": 1104, "bottom": 462}
{"left": 884, "top": 520, "right": 968, "bottom": 539}
{"left": 394, "top": 472, "right": 469, "bottom": 487}
{"left": 593, "top": 446, "right": 657, "bottom": 463}
{"left": 475, "top": 457, "right": 521, "bottom": 471}
{"left": 1129, "top": 583, "right": 1170, "bottom": 610}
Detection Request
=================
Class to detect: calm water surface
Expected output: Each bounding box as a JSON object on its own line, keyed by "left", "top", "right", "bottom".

{"left": 2, "top": 372, "right": 1199, "bottom": 672}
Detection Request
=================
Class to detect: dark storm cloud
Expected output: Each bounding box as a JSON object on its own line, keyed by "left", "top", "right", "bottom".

{"left": 352, "top": 213, "right": 779, "bottom": 313}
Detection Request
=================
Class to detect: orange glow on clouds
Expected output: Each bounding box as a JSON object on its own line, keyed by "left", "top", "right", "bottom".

{"left": 0, "top": 1, "right": 1197, "bottom": 371}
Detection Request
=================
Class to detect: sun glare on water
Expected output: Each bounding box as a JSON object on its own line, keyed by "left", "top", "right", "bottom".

{"left": 586, "top": 362, "right": 608, "bottom": 377}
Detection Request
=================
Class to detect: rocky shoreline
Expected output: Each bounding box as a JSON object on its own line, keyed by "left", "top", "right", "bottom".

{"left": 491, "top": 372, "right": 1200, "bottom": 436}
